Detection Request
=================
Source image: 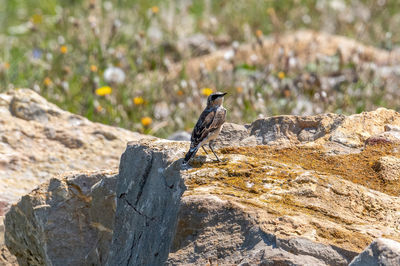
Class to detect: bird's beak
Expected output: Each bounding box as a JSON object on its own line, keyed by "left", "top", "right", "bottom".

{"left": 220, "top": 92, "right": 227, "bottom": 97}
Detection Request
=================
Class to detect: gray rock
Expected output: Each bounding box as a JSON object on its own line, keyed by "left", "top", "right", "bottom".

{"left": 239, "top": 242, "right": 328, "bottom": 266}
{"left": 168, "top": 195, "right": 354, "bottom": 265}
{"left": 4, "top": 170, "right": 117, "bottom": 266}
{"left": 106, "top": 139, "right": 186, "bottom": 266}
{"left": 216, "top": 122, "right": 257, "bottom": 148}
{"left": 249, "top": 113, "right": 344, "bottom": 146}
{"left": 349, "top": 238, "right": 400, "bottom": 266}
{"left": 276, "top": 237, "right": 355, "bottom": 265}
{"left": 167, "top": 131, "right": 191, "bottom": 141}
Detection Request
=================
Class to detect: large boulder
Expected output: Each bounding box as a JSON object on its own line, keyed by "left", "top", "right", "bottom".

{"left": 349, "top": 238, "right": 400, "bottom": 266}
{"left": 5, "top": 107, "right": 400, "bottom": 265}
{"left": 107, "top": 140, "right": 186, "bottom": 265}
{"left": 5, "top": 170, "right": 117, "bottom": 266}
{"left": 0, "top": 89, "right": 151, "bottom": 208}
{"left": 0, "top": 88, "right": 152, "bottom": 263}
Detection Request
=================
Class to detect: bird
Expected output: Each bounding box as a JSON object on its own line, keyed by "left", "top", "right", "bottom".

{"left": 183, "top": 92, "right": 227, "bottom": 165}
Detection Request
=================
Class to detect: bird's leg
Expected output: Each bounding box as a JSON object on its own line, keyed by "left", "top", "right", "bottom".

{"left": 202, "top": 146, "right": 209, "bottom": 155}
{"left": 209, "top": 142, "right": 220, "bottom": 162}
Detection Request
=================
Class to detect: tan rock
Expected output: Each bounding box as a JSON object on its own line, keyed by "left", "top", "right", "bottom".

{"left": 0, "top": 89, "right": 152, "bottom": 264}
{"left": 0, "top": 89, "right": 152, "bottom": 208}
{"left": 373, "top": 156, "right": 400, "bottom": 181}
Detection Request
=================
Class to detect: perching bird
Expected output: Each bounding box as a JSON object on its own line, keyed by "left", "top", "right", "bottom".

{"left": 183, "top": 92, "right": 227, "bottom": 165}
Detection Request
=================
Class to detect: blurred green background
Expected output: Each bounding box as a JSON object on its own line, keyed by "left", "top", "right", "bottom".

{"left": 0, "top": 0, "right": 399, "bottom": 137}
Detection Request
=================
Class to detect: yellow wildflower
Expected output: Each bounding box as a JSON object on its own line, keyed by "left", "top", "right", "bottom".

{"left": 236, "top": 87, "right": 243, "bottom": 93}
{"left": 4, "top": 62, "right": 10, "bottom": 69}
{"left": 256, "top": 30, "right": 263, "bottom": 38}
{"left": 43, "top": 77, "right": 52, "bottom": 86}
{"left": 95, "top": 86, "right": 112, "bottom": 96}
{"left": 151, "top": 6, "right": 159, "bottom": 14}
{"left": 278, "top": 71, "right": 285, "bottom": 79}
{"left": 60, "top": 45, "right": 68, "bottom": 54}
{"left": 133, "top": 96, "right": 144, "bottom": 105}
{"left": 141, "top": 116, "right": 153, "bottom": 127}
{"left": 90, "top": 65, "right": 98, "bottom": 72}
{"left": 31, "top": 14, "right": 43, "bottom": 24}
{"left": 201, "top": 88, "right": 213, "bottom": 96}
{"left": 96, "top": 105, "right": 103, "bottom": 112}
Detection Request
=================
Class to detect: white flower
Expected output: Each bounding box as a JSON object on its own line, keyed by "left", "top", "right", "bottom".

{"left": 104, "top": 66, "right": 125, "bottom": 84}
{"left": 224, "top": 49, "right": 235, "bottom": 61}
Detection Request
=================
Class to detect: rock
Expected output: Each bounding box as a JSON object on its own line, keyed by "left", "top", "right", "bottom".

{"left": 331, "top": 108, "right": 400, "bottom": 148}
{"left": 4, "top": 170, "right": 117, "bottom": 266}
{"left": 167, "top": 131, "right": 191, "bottom": 141}
{"left": 106, "top": 139, "right": 186, "bottom": 266}
{"left": 168, "top": 195, "right": 355, "bottom": 265}
{"left": 373, "top": 156, "right": 400, "bottom": 181}
{"left": 365, "top": 127, "right": 400, "bottom": 146}
{"left": 237, "top": 108, "right": 400, "bottom": 152}
{"left": 349, "top": 238, "right": 400, "bottom": 266}
{"left": 0, "top": 88, "right": 152, "bottom": 262}
{"left": 0, "top": 89, "right": 152, "bottom": 209}
{"left": 216, "top": 122, "right": 257, "bottom": 148}
{"left": 248, "top": 113, "right": 344, "bottom": 146}
{"left": 5, "top": 108, "right": 400, "bottom": 265}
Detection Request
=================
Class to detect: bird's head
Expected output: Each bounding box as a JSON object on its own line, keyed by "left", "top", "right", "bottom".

{"left": 207, "top": 92, "right": 227, "bottom": 108}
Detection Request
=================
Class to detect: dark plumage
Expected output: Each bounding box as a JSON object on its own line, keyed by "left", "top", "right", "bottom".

{"left": 183, "top": 92, "right": 227, "bottom": 164}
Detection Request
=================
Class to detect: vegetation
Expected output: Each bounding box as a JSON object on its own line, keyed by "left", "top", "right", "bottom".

{"left": 0, "top": 0, "right": 399, "bottom": 137}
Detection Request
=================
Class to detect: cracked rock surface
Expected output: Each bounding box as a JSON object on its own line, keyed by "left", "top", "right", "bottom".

{"left": 106, "top": 139, "right": 186, "bottom": 266}
{"left": 4, "top": 170, "right": 117, "bottom": 266}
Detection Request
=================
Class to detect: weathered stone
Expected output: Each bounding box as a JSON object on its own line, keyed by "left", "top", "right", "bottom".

{"left": 248, "top": 113, "right": 344, "bottom": 146}
{"left": 373, "top": 156, "right": 400, "bottom": 181}
{"left": 168, "top": 194, "right": 354, "bottom": 265}
{"left": 167, "top": 131, "right": 191, "bottom": 141}
{"left": 216, "top": 122, "right": 256, "bottom": 148}
{"left": 106, "top": 140, "right": 186, "bottom": 266}
{"left": 0, "top": 88, "right": 152, "bottom": 263}
{"left": 0, "top": 89, "right": 152, "bottom": 210}
{"left": 349, "top": 238, "right": 400, "bottom": 266}
{"left": 245, "top": 108, "right": 400, "bottom": 152}
{"left": 4, "top": 170, "right": 117, "bottom": 266}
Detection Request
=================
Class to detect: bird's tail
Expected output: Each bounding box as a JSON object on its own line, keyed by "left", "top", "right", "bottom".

{"left": 183, "top": 147, "right": 199, "bottom": 164}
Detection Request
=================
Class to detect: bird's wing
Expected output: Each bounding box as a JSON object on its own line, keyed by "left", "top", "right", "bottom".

{"left": 190, "top": 108, "right": 225, "bottom": 149}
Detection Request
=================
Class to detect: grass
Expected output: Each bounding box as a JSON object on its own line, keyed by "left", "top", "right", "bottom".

{"left": 0, "top": 0, "right": 399, "bottom": 137}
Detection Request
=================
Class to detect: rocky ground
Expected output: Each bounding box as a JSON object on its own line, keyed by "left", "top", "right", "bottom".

{"left": 2, "top": 90, "right": 400, "bottom": 265}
